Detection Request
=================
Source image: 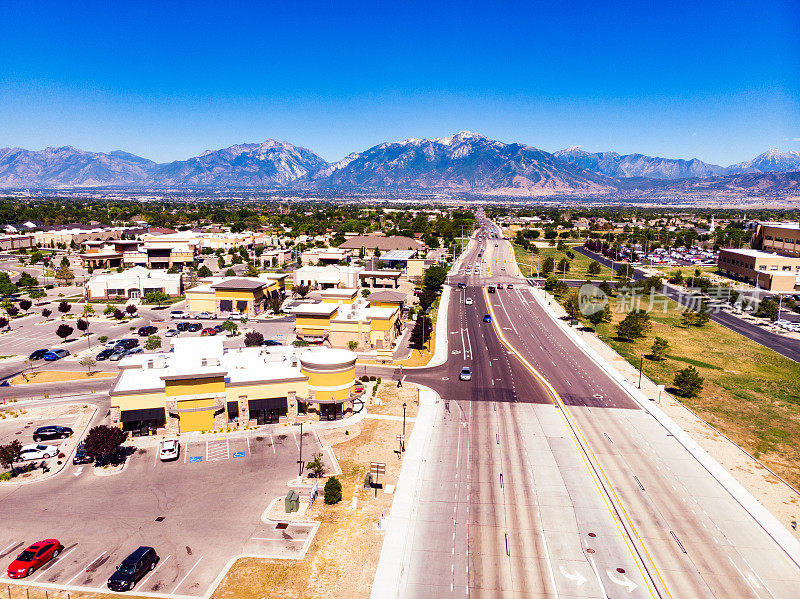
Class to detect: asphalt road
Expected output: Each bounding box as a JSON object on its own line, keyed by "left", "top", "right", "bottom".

{"left": 381, "top": 217, "right": 800, "bottom": 598}
{"left": 574, "top": 246, "right": 800, "bottom": 363}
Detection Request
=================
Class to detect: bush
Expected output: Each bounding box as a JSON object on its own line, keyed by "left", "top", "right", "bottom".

{"left": 324, "top": 476, "right": 342, "bottom": 504}
{"left": 673, "top": 366, "right": 704, "bottom": 397}
{"left": 144, "top": 335, "right": 162, "bottom": 350}
{"left": 244, "top": 331, "right": 264, "bottom": 347}
{"left": 98, "top": 335, "right": 108, "bottom": 343}
{"left": 83, "top": 425, "right": 127, "bottom": 460}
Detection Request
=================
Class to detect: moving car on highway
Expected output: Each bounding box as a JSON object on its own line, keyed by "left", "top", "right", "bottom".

{"left": 483, "top": 314, "right": 492, "bottom": 323}
{"left": 465, "top": 297, "right": 473, "bottom": 305}
{"left": 6, "top": 539, "right": 63, "bottom": 578}
{"left": 459, "top": 366, "right": 472, "bottom": 381}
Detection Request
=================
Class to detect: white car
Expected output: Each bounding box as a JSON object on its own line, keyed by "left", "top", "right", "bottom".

{"left": 459, "top": 367, "right": 472, "bottom": 381}
{"left": 19, "top": 444, "right": 58, "bottom": 461}
{"left": 104, "top": 339, "right": 119, "bottom": 349}
{"left": 227, "top": 311, "right": 246, "bottom": 320}
{"left": 169, "top": 310, "right": 186, "bottom": 319}
{"left": 194, "top": 312, "right": 216, "bottom": 320}
{"left": 159, "top": 439, "right": 180, "bottom": 461}
{"left": 465, "top": 298, "right": 473, "bottom": 305}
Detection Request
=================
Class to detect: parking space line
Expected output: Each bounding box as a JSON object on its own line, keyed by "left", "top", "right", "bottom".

{"left": 31, "top": 546, "right": 78, "bottom": 582}
{"left": 138, "top": 554, "right": 171, "bottom": 589}
{"left": 252, "top": 537, "right": 307, "bottom": 542}
{"left": 153, "top": 445, "right": 159, "bottom": 467}
{"left": 292, "top": 431, "right": 299, "bottom": 450}
{"left": 184, "top": 443, "right": 188, "bottom": 463}
{"left": 270, "top": 434, "right": 275, "bottom": 454}
{"left": 0, "top": 542, "right": 17, "bottom": 556}
{"left": 66, "top": 551, "right": 106, "bottom": 585}
{"left": 171, "top": 556, "right": 203, "bottom": 594}
{"left": 246, "top": 436, "right": 251, "bottom": 456}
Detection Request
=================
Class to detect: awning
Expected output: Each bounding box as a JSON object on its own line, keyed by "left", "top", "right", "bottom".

{"left": 120, "top": 407, "right": 166, "bottom": 423}
{"left": 248, "top": 397, "right": 286, "bottom": 411}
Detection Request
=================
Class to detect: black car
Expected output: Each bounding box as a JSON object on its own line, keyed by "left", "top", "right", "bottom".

{"left": 28, "top": 349, "right": 50, "bottom": 360}
{"left": 263, "top": 339, "right": 282, "bottom": 346}
{"left": 176, "top": 321, "right": 190, "bottom": 332}
{"left": 186, "top": 322, "right": 202, "bottom": 332}
{"left": 212, "top": 324, "right": 224, "bottom": 333}
{"left": 487, "top": 286, "right": 496, "bottom": 294}
{"left": 114, "top": 338, "right": 139, "bottom": 350}
{"left": 72, "top": 444, "right": 93, "bottom": 465}
{"left": 33, "top": 425, "right": 73, "bottom": 442}
{"left": 137, "top": 326, "right": 157, "bottom": 337}
{"left": 96, "top": 348, "right": 115, "bottom": 361}
{"left": 457, "top": 282, "right": 466, "bottom": 289}
{"left": 107, "top": 546, "right": 159, "bottom": 591}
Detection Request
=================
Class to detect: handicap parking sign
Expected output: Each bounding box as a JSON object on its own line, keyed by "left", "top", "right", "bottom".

{"left": 232, "top": 451, "right": 245, "bottom": 458}
{"left": 189, "top": 456, "right": 203, "bottom": 463}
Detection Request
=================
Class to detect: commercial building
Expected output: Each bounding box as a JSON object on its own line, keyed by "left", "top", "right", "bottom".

{"left": 717, "top": 248, "right": 800, "bottom": 292}
{"left": 108, "top": 338, "right": 359, "bottom": 433}
{"left": 293, "top": 264, "right": 363, "bottom": 289}
{"left": 291, "top": 291, "right": 401, "bottom": 350}
{"left": 301, "top": 247, "right": 353, "bottom": 265}
{"left": 185, "top": 275, "right": 285, "bottom": 316}
{"left": 339, "top": 234, "right": 425, "bottom": 257}
{"left": 0, "top": 234, "right": 35, "bottom": 251}
{"left": 84, "top": 266, "right": 183, "bottom": 300}
{"left": 752, "top": 222, "right": 800, "bottom": 257}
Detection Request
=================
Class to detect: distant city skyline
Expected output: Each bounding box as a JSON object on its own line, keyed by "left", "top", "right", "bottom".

{"left": 1, "top": 1, "right": 797, "bottom": 165}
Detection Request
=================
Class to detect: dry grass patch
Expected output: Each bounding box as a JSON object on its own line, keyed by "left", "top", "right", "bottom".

{"left": 11, "top": 370, "right": 115, "bottom": 385}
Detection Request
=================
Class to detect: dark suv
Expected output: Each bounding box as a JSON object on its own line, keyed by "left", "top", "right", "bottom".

{"left": 114, "top": 339, "right": 139, "bottom": 350}
{"left": 137, "top": 325, "right": 157, "bottom": 337}
{"left": 33, "top": 426, "right": 73, "bottom": 442}
{"left": 107, "top": 546, "right": 159, "bottom": 591}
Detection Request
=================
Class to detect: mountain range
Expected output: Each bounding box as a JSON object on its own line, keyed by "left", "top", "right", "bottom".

{"left": 1, "top": 133, "right": 799, "bottom": 196}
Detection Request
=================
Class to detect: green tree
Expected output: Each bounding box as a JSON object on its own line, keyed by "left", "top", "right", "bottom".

{"left": 588, "top": 303, "right": 612, "bottom": 330}
{"left": 324, "top": 475, "right": 342, "bottom": 504}
{"left": 144, "top": 291, "right": 170, "bottom": 305}
{"left": 294, "top": 284, "right": 310, "bottom": 298}
{"left": 56, "top": 323, "right": 74, "bottom": 341}
{"left": 244, "top": 331, "right": 264, "bottom": 347}
{"left": 541, "top": 256, "right": 555, "bottom": 274}
{"left": 217, "top": 256, "right": 226, "bottom": 269}
{"left": 103, "top": 303, "right": 115, "bottom": 316}
{"left": 0, "top": 272, "right": 18, "bottom": 295}
{"left": 55, "top": 264, "right": 75, "bottom": 284}
{"left": 423, "top": 265, "right": 448, "bottom": 291}
{"left": 562, "top": 291, "right": 582, "bottom": 319}
{"left": 673, "top": 366, "right": 704, "bottom": 397}
{"left": 197, "top": 265, "right": 212, "bottom": 278}
{"left": 80, "top": 356, "right": 96, "bottom": 373}
{"left": 556, "top": 257, "right": 571, "bottom": 275}
{"left": 57, "top": 300, "right": 71, "bottom": 314}
{"left": 755, "top": 298, "right": 779, "bottom": 321}
{"left": 418, "top": 288, "right": 437, "bottom": 313}
{"left": 225, "top": 268, "right": 236, "bottom": 277}
{"left": 616, "top": 309, "right": 651, "bottom": 341}
{"left": 144, "top": 335, "right": 162, "bottom": 350}
{"left": 221, "top": 320, "right": 238, "bottom": 335}
{"left": 544, "top": 275, "right": 559, "bottom": 291}
{"left": 587, "top": 260, "right": 601, "bottom": 275}
{"left": 244, "top": 262, "right": 259, "bottom": 277}
{"left": 306, "top": 452, "right": 326, "bottom": 478}
{"left": 17, "top": 272, "right": 38, "bottom": 287}
{"left": 347, "top": 340, "right": 358, "bottom": 351}
{"left": 650, "top": 337, "right": 669, "bottom": 360}
{"left": 0, "top": 440, "right": 23, "bottom": 474}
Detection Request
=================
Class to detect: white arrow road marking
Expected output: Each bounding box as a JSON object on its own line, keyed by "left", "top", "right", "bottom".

{"left": 559, "top": 565, "right": 587, "bottom": 586}
{"left": 607, "top": 569, "right": 638, "bottom": 593}
{"left": 73, "top": 467, "right": 83, "bottom": 477}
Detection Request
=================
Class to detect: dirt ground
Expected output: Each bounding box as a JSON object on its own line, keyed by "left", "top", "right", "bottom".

{"left": 10, "top": 370, "right": 116, "bottom": 385}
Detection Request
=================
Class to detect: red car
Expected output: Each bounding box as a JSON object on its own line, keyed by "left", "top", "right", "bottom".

{"left": 7, "top": 539, "right": 63, "bottom": 578}
{"left": 200, "top": 327, "right": 217, "bottom": 336}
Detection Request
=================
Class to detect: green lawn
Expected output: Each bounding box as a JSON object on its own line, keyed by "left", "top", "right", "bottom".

{"left": 568, "top": 290, "right": 800, "bottom": 486}
{"left": 513, "top": 243, "right": 614, "bottom": 281}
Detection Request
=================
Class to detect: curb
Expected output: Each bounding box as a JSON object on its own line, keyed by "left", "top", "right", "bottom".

{"left": 527, "top": 285, "right": 800, "bottom": 569}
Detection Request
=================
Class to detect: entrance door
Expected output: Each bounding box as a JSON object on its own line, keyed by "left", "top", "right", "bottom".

{"left": 319, "top": 403, "right": 343, "bottom": 421}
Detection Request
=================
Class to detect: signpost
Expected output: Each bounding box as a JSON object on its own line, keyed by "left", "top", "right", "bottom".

{"left": 396, "top": 434, "right": 405, "bottom": 454}
{"left": 370, "top": 462, "right": 386, "bottom": 497}
{"left": 309, "top": 481, "right": 319, "bottom": 508}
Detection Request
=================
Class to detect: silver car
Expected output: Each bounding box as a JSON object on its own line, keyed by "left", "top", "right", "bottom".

{"left": 19, "top": 444, "right": 58, "bottom": 461}
{"left": 459, "top": 366, "right": 472, "bottom": 381}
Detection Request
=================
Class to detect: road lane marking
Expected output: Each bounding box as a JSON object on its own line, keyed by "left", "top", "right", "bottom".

{"left": 138, "top": 554, "right": 171, "bottom": 589}
{"left": 172, "top": 556, "right": 203, "bottom": 594}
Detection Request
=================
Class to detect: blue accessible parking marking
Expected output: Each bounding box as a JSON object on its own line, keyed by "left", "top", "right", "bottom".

{"left": 189, "top": 456, "right": 203, "bottom": 463}
{"left": 232, "top": 451, "right": 245, "bottom": 458}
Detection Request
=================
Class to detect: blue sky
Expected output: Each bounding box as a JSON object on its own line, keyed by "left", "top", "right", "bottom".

{"left": 1, "top": 1, "right": 798, "bottom": 165}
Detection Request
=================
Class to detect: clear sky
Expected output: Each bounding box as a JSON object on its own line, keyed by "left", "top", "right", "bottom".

{"left": 1, "top": 0, "right": 798, "bottom": 166}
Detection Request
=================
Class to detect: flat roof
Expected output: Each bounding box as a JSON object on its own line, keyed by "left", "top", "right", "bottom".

{"left": 211, "top": 278, "right": 266, "bottom": 291}
{"left": 720, "top": 248, "right": 800, "bottom": 259}
{"left": 381, "top": 249, "right": 416, "bottom": 261}
{"left": 360, "top": 270, "right": 402, "bottom": 277}
{"left": 292, "top": 302, "right": 339, "bottom": 316}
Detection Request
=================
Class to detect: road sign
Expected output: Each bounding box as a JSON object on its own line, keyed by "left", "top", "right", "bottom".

{"left": 370, "top": 462, "right": 386, "bottom": 477}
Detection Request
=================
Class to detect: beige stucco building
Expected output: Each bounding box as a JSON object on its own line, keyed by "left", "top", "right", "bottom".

{"left": 717, "top": 248, "right": 800, "bottom": 292}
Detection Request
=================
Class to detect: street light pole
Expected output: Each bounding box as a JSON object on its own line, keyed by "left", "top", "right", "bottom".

{"left": 402, "top": 402, "right": 407, "bottom": 452}
{"left": 297, "top": 422, "right": 304, "bottom": 478}
{"left": 638, "top": 355, "right": 643, "bottom": 389}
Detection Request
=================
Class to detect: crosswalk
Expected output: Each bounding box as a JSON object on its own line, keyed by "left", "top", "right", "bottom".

{"left": 206, "top": 438, "right": 229, "bottom": 461}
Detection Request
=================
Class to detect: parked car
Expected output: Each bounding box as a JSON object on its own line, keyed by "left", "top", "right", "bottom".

{"left": 263, "top": 339, "right": 282, "bottom": 346}
{"left": 483, "top": 314, "right": 492, "bottom": 323}
{"left": 186, "top": 322, "right": 202, "bottom": 332}
{"left": 457, "top": 282, "right": 466, "bottom": 289}
{"left": 114, "top": 339, "right": 139, "bottom": 350}
{"left": 507, "top": 284, "right": 514, "bottom": 289}
{"left": 227, "top": 311, "right": 246, "bottom": 320}
{"left": 28, "top": 349, "right": 50, "bottom": 360}
{"left": 109, "top": 349, "right": 129, "bottom": 361}
{"left": 43, "top": 349, "right": 69, "bottom": 361}
{"left": 465, "top": 298, "right": 473, "bottom": 305}
{"left": 97, "top": 348, "right": 115, "bottom": 361}
{"left": 459, "top": 366, "right": 472, "bottom": 381}
{"left": 137, "top": 325, "right": 157, "bottom": 337}
{"left": 126, "top": 347, "right": 143, "bottom": 356}
{"left": 169, "top": 310, "right": 186, "bottom": 319}
{"left": 33, "top": 425, "right": 73, "bottom": 441}
{"left": 354, "top": 382, "right": 365, "bottom": 394}
{"left": 487, "top": 286, "right": 495, "bottom": 294}
{"left": 19, "top": 444, "right": 58, "bottom": 461}
{"left": 176, "top": 322, "right": 190, "bottom": 332}
{"left": 104, "top": 339, "right": 120, "bottom": 349}
{"left": 212, "top": 324, "right": 224, "bottom": 333}
{"left": 194, "top": 312, "right": 216, "bottom": 320}
{"left": 164, "top": 329, "right": 178, "bottom": 337}
{"left": 72, "top": 444, "right": 93, "bottom": 465}
{"left": 107, "top": 546, "right": 159, "bottom": 592}
{"left": 200, "top": 327, "right": 217, "bottom": 336}
{"left": 496, "top": 284, "right": 503, "bottom": 290}
{"left": 159, "top": 439, "right": 180, "bottom": 461}
{"left": 6, "top": 539, "right": 63, "bottom": 578}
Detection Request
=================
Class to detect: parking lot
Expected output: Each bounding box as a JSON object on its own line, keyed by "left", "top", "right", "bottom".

{"left": 0, "top": 428, "right": 323, "bottom": 596}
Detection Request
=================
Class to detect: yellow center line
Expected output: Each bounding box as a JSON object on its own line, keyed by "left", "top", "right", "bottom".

{"left": 483, "top": 287, "right": 671, "bottom": 599}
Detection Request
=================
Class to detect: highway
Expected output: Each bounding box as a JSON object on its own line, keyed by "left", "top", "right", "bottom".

{"left": 385, "top": 214, "right": 800, "bottom": 598}
{"left": 574, "top": 245, "right": 800, "bottom": 363}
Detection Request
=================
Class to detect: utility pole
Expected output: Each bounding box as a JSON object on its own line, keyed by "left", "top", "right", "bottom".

{"left": 638, "top": 355, "right": 643, "bottom": 389}
{"left": 402, "top": 402, "right": 407, "bottom": 452}
{"left": 297, "top": 422, "right": 304, "bottom": 478}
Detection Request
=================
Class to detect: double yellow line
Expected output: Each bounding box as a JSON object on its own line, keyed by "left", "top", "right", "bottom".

{"left": 483, "top": 287, "right": 672, "bottom": 599}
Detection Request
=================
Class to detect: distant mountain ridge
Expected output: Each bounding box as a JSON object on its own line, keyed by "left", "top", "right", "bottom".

{"left": 554, "top": 146, "right": 800, "bottom": 179}
{"left": 0, "top": 134, "right": 798, "bottom": 196}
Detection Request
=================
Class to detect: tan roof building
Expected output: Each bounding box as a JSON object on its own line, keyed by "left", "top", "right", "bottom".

{"left": 339, "top": 235, "right": 425, "bottom": 252}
